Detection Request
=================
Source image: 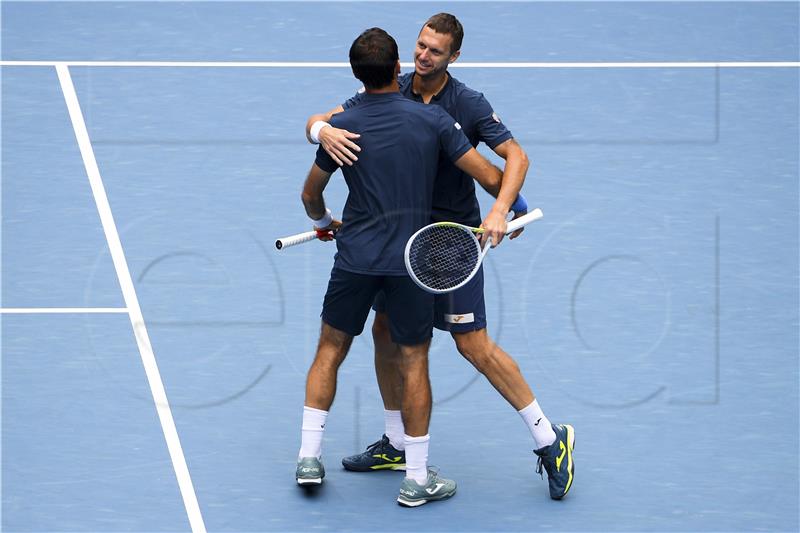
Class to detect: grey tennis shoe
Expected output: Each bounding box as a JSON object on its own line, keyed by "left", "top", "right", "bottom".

{"left": 296, "top": 456, "right": 325, "bottom": 485}
{"left": 397, "top": 469, "right": 456, "bottom": 507}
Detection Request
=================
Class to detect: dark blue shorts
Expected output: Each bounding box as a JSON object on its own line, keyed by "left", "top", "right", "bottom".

{"left": 373, "top": 266, "right": 487, "bottom": 333}
{"left": 322, "top": 267, "right": 434, "bottom": 345}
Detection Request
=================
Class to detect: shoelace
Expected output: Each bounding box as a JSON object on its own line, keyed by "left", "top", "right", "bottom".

{"left": 364, "top": 436, "right": 389, "bottom": 455}
{"left": 535, "top": 456, "right": 545, "bottom": 479}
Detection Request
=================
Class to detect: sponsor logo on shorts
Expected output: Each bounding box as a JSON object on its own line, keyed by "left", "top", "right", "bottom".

{"left": 445, "top": 313, "right": 474, "bottom": 324}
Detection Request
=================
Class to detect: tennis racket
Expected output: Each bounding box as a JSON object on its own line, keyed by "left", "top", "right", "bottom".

{"left": 404, "top": 208, "right": 543, "bottom": 294}
{"left": 275, "top": 228, "right": 336, "bottom": 250}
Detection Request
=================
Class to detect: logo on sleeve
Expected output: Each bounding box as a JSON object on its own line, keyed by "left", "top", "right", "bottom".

{"left": 454, "top": 122, "right": 462, "bottom": 130}
{"left": 492, "top": 112, "right": 501, "bottom": 123}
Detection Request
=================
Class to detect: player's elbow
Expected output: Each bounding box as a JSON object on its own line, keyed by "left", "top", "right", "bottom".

{"left": 301, "top": 190, "right": 316, "bottom": 209}
{"left": 520, "top": 149, "right": 530, "bottom": 173}
{"left": 511, "top": 144, "right": 530, "bottom": 174}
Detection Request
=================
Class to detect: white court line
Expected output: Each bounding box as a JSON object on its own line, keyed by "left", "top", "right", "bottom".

{"left": 55, "top": 64, "right": 207, "bottom": 533}
{"left": 0, "top": 308, "right": 128, "bottom": 314}
{"left": 1, "top": 60, "right": 799, "bottom": 68}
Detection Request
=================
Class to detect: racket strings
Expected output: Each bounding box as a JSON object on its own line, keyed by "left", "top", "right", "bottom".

{"left": 407, "top": 225, "right": 480, "bottom": 291}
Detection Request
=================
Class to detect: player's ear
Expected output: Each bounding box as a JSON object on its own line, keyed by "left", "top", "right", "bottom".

{"left": 395, "top": 60, "right": 401, "bottom": 75}
{"left": 448, "top": 50, "right": 460, "bottom": 64}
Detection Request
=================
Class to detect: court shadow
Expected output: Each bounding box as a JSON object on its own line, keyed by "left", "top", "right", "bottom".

{"left": 297, "top": 484, "right": 324, "bottom": 499}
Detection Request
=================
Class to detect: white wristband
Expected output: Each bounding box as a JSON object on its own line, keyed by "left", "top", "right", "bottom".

{"left": 309, "top": 121, "right": 331, "bottom": 144}
{"left": 311, "top": 208, "right": 333, "bottom": 228}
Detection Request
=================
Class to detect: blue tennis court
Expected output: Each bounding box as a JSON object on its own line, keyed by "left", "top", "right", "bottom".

{"left": 2, "top": 1, "right": 798, "bottom": 531}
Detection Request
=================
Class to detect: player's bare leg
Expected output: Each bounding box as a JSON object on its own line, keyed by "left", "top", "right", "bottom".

{"left": 341, "top": 313, "right": 407, "bottom": 472}
{"left": 372, "top": 312, "right": 403, "bottom": 410}
{"left": 394, "top": 338, "right": 456, "bottom": 507}
{"left": 397, "top": 340, "right": 432, "bottom": 437}
{"left": 452, "top": 327, "right": 557, "bottom": 445}
{"left": 451, "top": 328, "right": 533, "bottom": 410}
{"left": 297, "top": 322, "right": 353, "bottom": 485}
{"left": 304, "top": 322, "right": 353, "bottom": 411}
{"left": 453, "top": 327, "right": 574, "bottom": 499}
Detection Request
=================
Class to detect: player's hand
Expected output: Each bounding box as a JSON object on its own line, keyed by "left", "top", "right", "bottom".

{"left": 319, "top": 126, "right": 361, "bottom": 167}
{"left": 480, "top": 209, "right": 507, "bottom": 248}
{"left": 509, "top": 209, "right": 527, "bottom": 240}
{"left": 314, "top": 219, "right": 342, "bottom": 241}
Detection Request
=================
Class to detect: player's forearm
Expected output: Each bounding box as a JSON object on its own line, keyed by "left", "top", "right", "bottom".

{"left": 474, "top": 165, "right": 502, "bottom": 198}
{"left": 301, "top": 164, "right": 333, "bottom": 220}
{"left": 455, "top": 149, "right": 503, "bottom": 198}
{"left": 490, "top": 152, "right": 528, "bottom": 214}
{"left": 488, "top": 140, "right": 530, "bottom": 214}
{"left": 301, "top": 192, "right": 327, "bottom": 220}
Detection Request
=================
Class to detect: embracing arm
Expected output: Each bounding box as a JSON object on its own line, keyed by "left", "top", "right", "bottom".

{"left": 305, "top": 105, "right": 361, "bottom": 167}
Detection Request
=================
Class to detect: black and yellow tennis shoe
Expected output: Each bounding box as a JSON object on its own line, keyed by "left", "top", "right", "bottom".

{"left": 534, "top": 423, "right": 575, "bottom": 500}
{"left": 342, "top": 434, "right": 406, "bottom": 472}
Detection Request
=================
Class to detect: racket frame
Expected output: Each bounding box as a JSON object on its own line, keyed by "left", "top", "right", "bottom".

{"left": 404, "top": 208, "right": 543, "bottom": 294}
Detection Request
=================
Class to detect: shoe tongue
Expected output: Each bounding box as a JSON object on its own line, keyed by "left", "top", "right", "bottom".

{"left": 533, "top": 445, "right": 550, "bottom": 456}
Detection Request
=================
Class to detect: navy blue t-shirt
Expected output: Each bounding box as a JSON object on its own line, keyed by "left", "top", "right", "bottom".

{"left": 316, "top": 92, "right": 472, "bottom": 275}
{"left": 344, "top": 72, "right": 513, "bottom": 226}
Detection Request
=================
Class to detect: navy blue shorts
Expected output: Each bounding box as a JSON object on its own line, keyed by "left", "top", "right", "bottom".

{"left": 322, "top": 267, "right": 434, "bottom": 345}
{"left": 373, "top": 265, "right": 487, "bottom": 333}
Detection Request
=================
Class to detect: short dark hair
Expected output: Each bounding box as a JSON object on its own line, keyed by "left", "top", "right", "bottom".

{"left": 422, "top": 13, "right": 464, "bottom": 54}
{"left": 349, "top": 28, "right": 399, "bottom": 90}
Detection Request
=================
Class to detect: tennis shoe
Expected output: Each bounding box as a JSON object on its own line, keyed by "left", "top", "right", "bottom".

{"left": 534, "top": 423, "right": 575, "bottom": 500}
{"left": 342, "top": 434, "right": 406, "bottom": 471}
{"left": 296, "top": 456, "right": 325, "bottom": 485}
{"left": 397, "top": 468, "right": 456, "bottom": 507}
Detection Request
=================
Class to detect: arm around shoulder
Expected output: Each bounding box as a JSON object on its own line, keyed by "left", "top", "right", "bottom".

{"left": 305, "top": 105, "right": 344, "bottom": 143}
{"left": 305, "top": 105, "right": 362, "bottom": 167}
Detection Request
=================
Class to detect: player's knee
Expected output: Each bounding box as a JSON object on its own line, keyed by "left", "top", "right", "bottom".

{"left": 318, "top": 323, "right": 352, "bottom": 361}
{"left": 371, "top": 312, "right": 392, "bottom": 343}
{"left": 454, "top": 331, "right": 499, "bottom": 373}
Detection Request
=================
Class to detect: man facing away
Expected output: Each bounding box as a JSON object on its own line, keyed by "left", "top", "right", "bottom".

{"left": 305, "top": 13, "right": 575, "bottom": 501}
{"left": 296, "top": 27, "right": 513, "bottom": 507}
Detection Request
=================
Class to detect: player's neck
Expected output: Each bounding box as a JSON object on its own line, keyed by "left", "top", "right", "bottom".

{"left": 366, "top": 79, "right": 400, "bottom": 95}
{"left": 412, "top": 71, "right": 449, "bottom": 104}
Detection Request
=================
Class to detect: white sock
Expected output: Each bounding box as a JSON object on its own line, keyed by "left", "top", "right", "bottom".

{"left": 384, "top": 410, "right": 405, "bottom": 450}
{"left": 518, "top": 399, "right": 557, "bottom": 449}
{"left": 404, "top": 434, "right": 430, "bottom": 485}
{"left": 298, "top": 406, "right": 328, "bottom": 459}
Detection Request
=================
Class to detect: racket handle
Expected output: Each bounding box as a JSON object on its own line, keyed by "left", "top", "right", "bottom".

{"left": 275, "top": 230, "right": 320, "bottom": 250}
{"left": 506, "top": 208, "right": 543, "bottom": 234}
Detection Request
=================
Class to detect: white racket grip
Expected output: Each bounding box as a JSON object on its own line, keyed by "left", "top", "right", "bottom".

{"left": 275, "top": 230, "right": 318, "bottom": 250}
{"left": 506, "top": 208, "right": 543, "bottom": 234}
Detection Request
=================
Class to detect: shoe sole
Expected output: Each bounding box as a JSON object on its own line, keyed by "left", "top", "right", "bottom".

{"left": 396, "top": 489, "right": 456, "bottom": 507}
{"left": 552, "top": 425, "right": 576, "bottom": 500}
{"left": 296, "top": 477, "right": 323, "bottom": 485}
{"left": 342, "top": 461, "right": 406, "bottom": 472}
